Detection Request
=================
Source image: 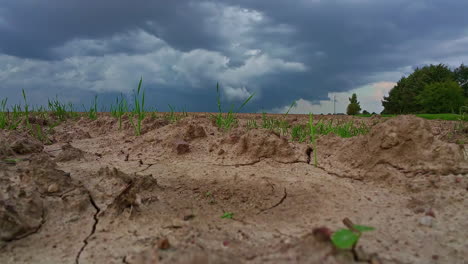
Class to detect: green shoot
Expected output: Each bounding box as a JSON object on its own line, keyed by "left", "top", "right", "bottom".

{"left": 0, "top": 98, "right": 8, "bottom": 129}
{"left": 48, "top": 97, "right": 70, "bottom": 121}
{"left": 22, "top": 89, "right": 30, "bottom": 128}
{"left": 212, "top": 82, "right": 255, "bottom": 131}
{"left": 331, "top": 218, "right": 375, "bottom": 250}
{"left": 85, "top": 95, "right": 98, "bottom": 120}
{"left": 291, "top": 124, "right": 308, "bottom": 142}
{"left": 129, "top": 77, "right": 146, "bottom": 136}
{"left": 246, "top": 119, "right": 258, "bottom": 130}
{"left": 221, "top": 212, "right": 234, "bottom": 219}
{"left": 2, "top": 158, "right": 22, "bottom": 165}
{"left": 283, "top": 100, "right": 297, "bottom": 116}
{"left": 308, "top": 114, "right": 318, "bottom": 167}
{"left": 111, "top": 94, "right": 128, "bottom": 130}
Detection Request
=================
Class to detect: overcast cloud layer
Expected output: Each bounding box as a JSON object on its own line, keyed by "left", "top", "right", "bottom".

{"left": 1, "top": 0, "right": 468, "bottom": 113}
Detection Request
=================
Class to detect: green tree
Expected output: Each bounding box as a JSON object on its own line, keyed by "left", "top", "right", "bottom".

{"left": 382, "top": 64, "right": 455, "bottom": 114}
{"left": 417, "top": 81, "right": 464, "bottom": 113}
{"left": 347, "top": 93, "right": 361, "bottom": 115}
{"left": 454, "top": 64, "right": 468, "bottom": 97}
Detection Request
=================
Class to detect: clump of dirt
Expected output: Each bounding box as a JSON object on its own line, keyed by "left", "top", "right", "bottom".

{"left": 0, "top": 137, "right": 14, "bottom": 159}
{"left": 27, "top": 116, "right": 50, "bottom": 126}
{"left": 0, "top": 178, "right": 44, "bottom": 241}
{"left": 21, "top": 153, "right": 77, "bottom": 195}
{"left": 0, "top": 130, "right": 43, "bottom": 156}
{"left": 183, "top": 124, "right": 207, "bottom": 141}
{"left": 54, "top": 143, "right": 85, "bottom": 162}
{"left": 84, "top": 167, "right": 160, "bottom": 214}
{"left": 124, "top": 242, "right": 240, "bottom": 264}
{"left": 108, "top": 171, "right": 160, "bottom": 215}
{"left": 317, "top": 115, "right": 468, "bottom": 184}
{"left": 53, "top": 127, "right": 91, "bottom": 143}
{"left": 0, "top": 153, "right": 82, "bottom": 242}
{"left": 214, "top": 129, "right": 308, "bottom": 164}
{"left": 141, "top": 117, "right": 170, "bottom": 134}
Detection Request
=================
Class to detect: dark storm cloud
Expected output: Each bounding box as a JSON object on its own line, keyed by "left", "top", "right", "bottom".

{"left": 1, "top": 0, "right": 468, "bottom": 112}
{"left": 0, "top": 0, "right": 221, "bottom": 59}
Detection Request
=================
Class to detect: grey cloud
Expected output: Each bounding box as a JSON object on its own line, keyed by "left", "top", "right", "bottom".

{"left": 0, "top": 0, "right": 467, "bottom": 112}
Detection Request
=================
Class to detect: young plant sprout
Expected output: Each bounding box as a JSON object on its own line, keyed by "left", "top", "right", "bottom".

{"left": 212, "top": 82, "right": 254, "bottom": 131}
{"left": 129, "top": 77, "right": 146, "bottom": 136}
{"left": 331, "top": 218, "right": 375, "bottom": 250}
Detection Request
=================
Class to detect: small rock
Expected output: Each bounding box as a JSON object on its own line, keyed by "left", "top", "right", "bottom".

{"left": 47, "top": 183, "right": 60, "bottom": 193}
{"left": 425, "top": 208, "right": 436, "bottom": 218}
{"left": 183, "top": 214, "right": 195, "bottom": 221}
{"left": 354, "top": 245, "right": 370, "bottom": 261}
{"left": 174, "top": 140, "right": 190, "bottom": 154}
{"left": 157, "top": 238, "right": 171, "bottom": 250}
{"left": 312, "top": 227, "right": 332, "bottom": 242}
{"left": 418, "top": 216, "right": 434, "bottom": 227}
{"left": 218, "top": 149, "right": 225, "bottom": 155}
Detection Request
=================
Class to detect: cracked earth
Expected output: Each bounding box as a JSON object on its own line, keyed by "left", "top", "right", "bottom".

{"left": 1, "top": 113, "right": 467, "bottom": 264}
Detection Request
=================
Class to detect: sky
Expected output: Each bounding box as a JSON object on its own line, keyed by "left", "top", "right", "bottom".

{"left": 1, "top": 0, "right": 468, "bottom": 114}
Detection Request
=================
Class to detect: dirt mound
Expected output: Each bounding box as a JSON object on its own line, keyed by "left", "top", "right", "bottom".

{"left": 53, "top": 127, "right": 91, "bottom": 143}
{"left": 141, "top": 117, "right": 170, "bottom": 134}
{"left": 0, "top": 130, "right": 43, "bottom": 157}
{"left": 212, "top": 129, "right": 308, "bottom": 164}
{"left": 0, "top": 153, "right": 80, "bottom": 242}
{"left": 79, "top": 167, "right": 160, "bottom": 214}
{"left": 0, "top": 179, "right": 43, "bottom": 241}
{"left": 21, "top": 153, "right": 77, "bottom": 195}
{"left": 317, "top": 115, "right": 468, "bottom": 184}
{"left": 108, "top": 172, "right": 160, "bottom": 215}
{"left": 54, "top": 143, "right": 85, "bottom": 162}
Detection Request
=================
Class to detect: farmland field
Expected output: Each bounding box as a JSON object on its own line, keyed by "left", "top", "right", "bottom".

{"left": 0, "top": 111, "right": 467, "bottom": 264}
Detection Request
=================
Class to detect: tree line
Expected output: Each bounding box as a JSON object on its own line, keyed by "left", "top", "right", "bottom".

{"left": 381, "top": 63, "right": 467, "bottom": 114}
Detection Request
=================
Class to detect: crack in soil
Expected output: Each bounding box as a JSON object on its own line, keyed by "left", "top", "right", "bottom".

{"left": 75, "top": 193, "right": 100, "bottom": 264}
{"left": 210, "top": 158, "right": 308, "bottom": 167}
{"left": 5, "top": 206, "right": 46, "bottom": 242}
{"left": 258, "top": 187, "right": 287, "bottom": 214}
{"left": 306, "top": 146, "right": 313, "bottom": 164}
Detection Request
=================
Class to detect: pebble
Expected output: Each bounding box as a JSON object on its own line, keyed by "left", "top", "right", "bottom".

{"left": 47, "top": 183, "right": 60, "bottom": 193}
{"left": 418, "top": 216, "right": 434, "bottom": 227}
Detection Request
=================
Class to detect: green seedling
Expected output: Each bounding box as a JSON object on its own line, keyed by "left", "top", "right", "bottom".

{"left": 211, "top": 82, "right": 254, "bottom": 131}
{"left": 331, "top": 218, "right": 375, "bottom": 250}
{"left": 0, "top": 98, "right": 8, "bottom": 129}
{"left": 221, "top": 212, "right": 234, "bottom": 219}
{"left": 48, "top": 97, "right": 72, "bottom": 121}
{"left": 110, "top": 93, "right": 128, "bottom": 130}
{"left": 84, "top": 95, "right": 98, "bottom": 120}
{"left": 246, "top": 119, "right": 258, "bottom": 130}
{"left": 129, "top": 77, "right": 146, "bottom": 136}
{"left": 283, "top": 100, "right": 297, "bottom": 116}
{"left": 22, "top": 89, "right": 31, "bottom": 128}
{"left": 3, "top": 158, "right": 21, "bottom": 164}
{"left": 291, "top": 124, "right": 308, "bottom": 142}
{"left": 308, "top": 114, "right": 318, "bottom": 167}
{"left": 261, "top": 112, "right": 291, "bottom": 135}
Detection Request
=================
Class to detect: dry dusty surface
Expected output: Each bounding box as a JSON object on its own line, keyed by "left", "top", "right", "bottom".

{"left": 0, "top": 113, "right": 467, "bottom": 264}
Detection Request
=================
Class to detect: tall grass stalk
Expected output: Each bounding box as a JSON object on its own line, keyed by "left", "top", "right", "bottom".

{"left": 308, "top": 114, "right": 318, "bottom": 167}
{"left": 212, "top": 82, "right": 254, "bottom": 131}
{"left": 110, "top": 94, "right": 128, "bottom": 130}
{"left": 48, "top": 97, "right": 69, "bottom": 121}
{"left": 84, "top": 95, "right": 98, "bottom": 120}
{"left": 22, "top": 89, "right": 30, "bottom": 128}
{"left": 0, "top": 98, "right": 8, "bottom": 129}
{"left": 129, "top": 77, "right": 145, "bottom": 136}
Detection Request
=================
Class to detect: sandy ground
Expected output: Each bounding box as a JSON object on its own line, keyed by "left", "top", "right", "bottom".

{"left": 0, "top": 113, "right": 467, "bottom": 264}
